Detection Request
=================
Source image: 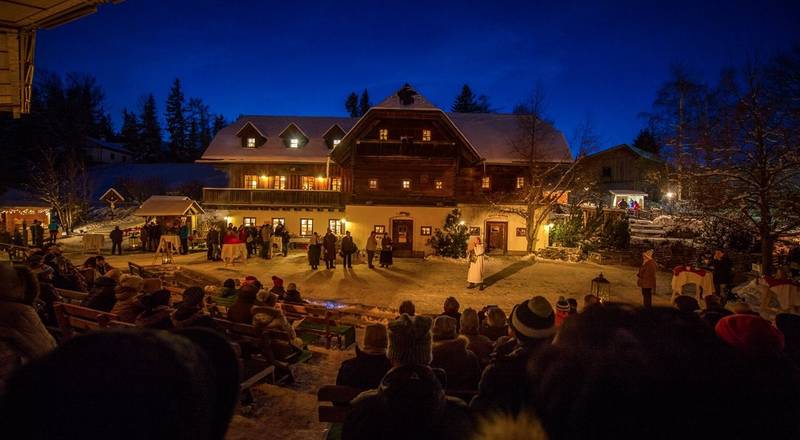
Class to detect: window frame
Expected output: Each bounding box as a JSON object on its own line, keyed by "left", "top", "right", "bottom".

{"left": 420, "top": 226, "right": 432, "bottom": 236}
{"left": 401, "top": 179, "right": 411, "bottom": 190}
{"left": 272, "top": 218, "right": 285, "bottom": 229}
{"left": 434, "top": 179, "right": 443, "bottom": 190}
{"left": 301, "top": 176, "right": 315, "bottom": 191}
{"left": 373, "top": 225, "right": 386, "bottom": 234}
{"left": 368, "top": 178, "right": 378, "bottom": 190}
{"left": 272, "top": 175, "right": 287, "bottom": 190}
{"left": 243, "top": 217, "right": 257, "bottom": 227}
{"left": 246, "top": 137, "right": 257, "bottom": 148}
{"left": 331, "top": 177, "right": 342, "bottom": 191}
{"left": 300, "top": 218, "right": 313, "bottom": 236}
{"left": 244, "top": 174, "right": 259, "bottom": 189}
{"left": 379, "top": 129, "right": 388, "bottom": 141}
{"left": 516, "top": 176, "right": 525, "bottom": 189}
{"left": 289, "top": 138, "right": 300, "bottom": 148}
{"left": 329, "top": 219, "right": 344, "bottom": 235}
{"left": 422, "top": 129, "right": 431, "bottom": 142}
{"left": 481, "top": 176, "right": 491, "bottom": 190}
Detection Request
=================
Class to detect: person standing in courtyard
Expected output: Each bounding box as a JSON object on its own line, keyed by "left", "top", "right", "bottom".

{"left": 365, "top": 231, "right": 377, "bottom": 269}
{"left": 280, "top": 225, "right": 290, "bottom": 256}
{"left": 637, "top": 249, "right": 657, "bottom": 307}
{"left": 467, "top": 236, "right": 486, "bottom": 290}
{"left": 206, "top": 225, "right": 219, "bottom": 261}
{"left": 260, "top": 221, "right": 273, "bottom": 259}
{"left": 341, "top": 230, "right": 356, "bottom": 269}
{"left": 379, "top": 234, "right": 393, "bottom": 268}
{"left": 712, "top": 248, "right": 733, "bottom": 301}
{"left": 47, "top": 219, "right": 59, "bottom": 244}
{"left": 109, "top": 226, "right": 123, "bottom": 256}
{"left": 323, "top": 228, "right": 337, "bottom": 269}
{"left": 308, "top": 231, "right": 321, "bottom": 270}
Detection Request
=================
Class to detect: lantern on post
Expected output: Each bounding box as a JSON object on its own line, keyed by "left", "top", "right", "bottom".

{"left": 591, "top": 272, "right": 611, "bottom": 303}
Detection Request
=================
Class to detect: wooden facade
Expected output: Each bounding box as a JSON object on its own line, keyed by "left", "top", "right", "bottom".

{"left": 576, "top": 144, "right": 665, "bottom": 200}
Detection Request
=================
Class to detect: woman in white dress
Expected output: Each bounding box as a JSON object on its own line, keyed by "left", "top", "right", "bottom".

{"left": 467, "top": 236, "right": 486, "bottom": 290}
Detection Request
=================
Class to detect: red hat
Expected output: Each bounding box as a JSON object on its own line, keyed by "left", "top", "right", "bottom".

{"left": 271, "top": 276, "right": 283, "bottom": 287}
{"left": 715, "top": 314, "right": 785, "bottom": 357}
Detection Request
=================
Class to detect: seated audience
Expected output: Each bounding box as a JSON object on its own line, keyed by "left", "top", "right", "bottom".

{"left": 142, "top": 277, "right": 163, "bottom": 295}
{"left": 699, "top": 294, "right": 731, "bottom": 328}
{"left": 95, "top": 255, "right": 112, "bottom": 275}
{"left": 336, "top": 323, "right": 392, "bottom": 390}
{"left": 227, "top": 284, "right": 259, "bottom": 324}
{"left": 440, "top": 296, "right": 462, "bottom": 332}
{"left": 567, "top": 298, "right": 578, "bottom": 315}
{"left": 555, "top": 296, "right": 571, "bottom": 326}
{"left": 27, "top": 257, "right": 61, "bottom": 326}
{"left": 673, "top": 294, "right": 701, "bottom": 314}
{"left": 459, "top": 308, "right": 494, "bottom": 366}
{"left": 471, "top": 296, "right": 556, "bottom": 415}
{"left": 242, "top": 275, "right": 262, "bottom": 290}
{"left": 111, "top": 275, "right": 144, "bottom": 323}
{"left": 479, "top": 306, "right": 508, "bottom": 342}
{"left": 252, "top": 294, "right": 304, "bottom": 349}
{"left": 269, "top": 275, "right": 286, "bottom": 300}
{"left": 81, "top": 276, "right": 117, "bottom": 312}
{"left": 284, "top": 282, "right": 307, "bottom": 304}
{"left": 0, "top": 264, "right": 56, "bottom": 390}
{"left": 431, "top": 315, "right": 481, "bottom": 391}
{"left": 221, "top": 278, "right": 237, "bottom": 298}
{"left": 105, "top": 268, "right": 123, "bottom": 284}
{"left": 776, "top": 313, "right": 800, "bottom": 367}
{"left": 583, "top": 293, "right": 601, "bottom": 309}
{"left": 135, "top": 289, "right": 175, "bottom": 329}
{"left": 343, "top": 315, "right": 474, "bottom": 439}
{"left": 398, "top": 300, "right": 416, "bottom": 316}
{"left": 172, "top": 287, "right": 215, "bottom": 329}
{"left": 2, "top": 329, "right": 239, "bottom": 440}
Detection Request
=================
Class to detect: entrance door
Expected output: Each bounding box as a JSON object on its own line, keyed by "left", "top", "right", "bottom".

{"left": 485, "top": 222, "right": 507, "bottom": 254}
{"left": 392, "top": 219, "right": 414, "bottom": 257}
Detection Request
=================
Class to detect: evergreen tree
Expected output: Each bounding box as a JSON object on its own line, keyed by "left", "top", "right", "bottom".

{"left": 451, "top": 84, "right": 492, "bottom": 113}
{"left": 358, "top": 89, "right": 371, "bottom": 116}
{"left": 632, "top": 129, "right": 660, "bottom": 156}
{"left": 120, "top": 108, "right": 142, "bottom": 159}
{"left": 430, "top": 209, "right": 470, "bottom": 258}
{"left": 186, "top": 97, "right": 210, "bottom": 155}
{"left": 165, "top": 78, "right": 188, "bottom": 161}
{"left": 212, "top": 114, "right": 226, "bottom": 136}
{"left": 97, "top": 112, "right": 115, "bottom": 140}
{"left": 139, "top": 94, "right": 162, "bottom": 162}
{"left": 345, "top": 92, "right": 359, "bottom": 117}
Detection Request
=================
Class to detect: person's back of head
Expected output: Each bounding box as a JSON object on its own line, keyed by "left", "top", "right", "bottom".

{"left": 460, "top": 308, "right": 480, "bottom": 335}
{"left": 485, "top": 306, "right": 507, "bottom": 328}
{"left": 140, "top": 289, "right": 172, "bottom": 312}
{"left": 443, "top": 296, "right": 460, "bottom": 314}
{"left": 0, "top": 264, "right": 39, "bottom": 305}
{"left": 398, "top": 300, "right": 415, "bottom": 316}
{"left": 673, "top": 294, "right": 700, "bottom": 314}
{"left": 1, "top": 329, "right": 239, "bottom": 440}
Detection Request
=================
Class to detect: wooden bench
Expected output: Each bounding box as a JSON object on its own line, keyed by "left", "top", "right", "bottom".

{"left": 282, "top": 303, "right": 356, "bottom": 350}
{"left": 53, "top": 302, "right": 134, "bottom": 340}
{"left": 317, "top": 385, "right": 361, "bottom": 423}
{"left": 54, "top": 288, "right": 89, "bottom": 305}
{"left": 128, "top": 261, "right": 145, "bottom": 277}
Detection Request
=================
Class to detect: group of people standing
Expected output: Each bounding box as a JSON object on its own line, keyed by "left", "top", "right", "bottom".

{"left": 307, "top": 230, "right": 394, "bottom": 270}
{"left": 205, "top": 222, "right": 290, "bottom": 262}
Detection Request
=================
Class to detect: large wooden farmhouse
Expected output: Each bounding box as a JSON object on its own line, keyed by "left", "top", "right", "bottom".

{"left": 199, "top": 85, "right": 572, "bottom": 256}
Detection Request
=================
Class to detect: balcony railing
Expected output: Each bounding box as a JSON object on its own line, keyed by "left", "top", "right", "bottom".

{"left": 203, "top": 188, "right": 344, "bottom": 207}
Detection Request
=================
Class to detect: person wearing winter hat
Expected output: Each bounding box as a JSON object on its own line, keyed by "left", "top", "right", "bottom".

{"left": 715, "top": 314, "right": 784, "bottom": 358}
{"left": 471, "top": 296, "right": 555, "bottom": 415}
{"left": 141, "top": 278, "right": 163, "bottom": 295}
{"left": 480, "top": 306, "right": 508, "bottom": 342}
{"left": 105, "top": 268, "right": 123, "bottom": 284}
{"left": 268, "top": 275, "right": 285, "bottom": 300}
{"left": 336, "top": 324, "right": 392, "bottom": 390}
{"left": 637, "top": 249, "right": 657, "bottom": 308}
{"left": 284, "top": 282, "right": 307, "bottom": 304}
{"left": 81, "top": 276, "right": 118, "bottom": 312}
{"left": 220, "top": 278, "right": 237, "bottom": 298}
{"left": 172, "top": 287, "right": 215, "bottom": 329}
{"left": 673, "top": 295, "right": 700, "bottom": 314}
{"left": 111, "top": 275, "right": 145, "bottom": 323}
{"left": 135, "top": 289, "right": 175, "bottom": 330}
{"left": 343, "top": 315, "right": 474, "bottom": 439}
{"left": 555, "top": 296, "right": 571, "bottom": 327}
{"left": 227, "top": 284, "right": 259, "bottom": 324}
{"left": 460, "top": 308, "right": 494, "bottom": 366}
{"left": 440, "top": 296, "right": 462, "bottom": 333}
{"left": 431, "top": 315, "right": 481, "bottom": 391}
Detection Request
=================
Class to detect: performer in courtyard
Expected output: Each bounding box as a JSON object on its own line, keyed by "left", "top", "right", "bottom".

{"left": 637, "top": 249, "right": 657, "bottom": 307}
{"left": 467, "top": 236, "right": 485, "bottom": 290}
{"left": 323, "top": 228, "right": 337, "bottom": 269}
{"left": 341, "top": 231, "right": 356, "bottom": 269}
{"left": 365, "top": 231, "right": 378, "bottom": 269}
{"left": 308, "top": 232, "right": 321, "bottom": 270}
{"left": 379, "top": 234, "right": 393, "bottom": 268}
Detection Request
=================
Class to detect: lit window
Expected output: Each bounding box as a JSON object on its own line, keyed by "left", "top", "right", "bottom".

{"left": 516, "top": 176, "right": 525, "bottom": 189}
{"left": 300, "top": 218, "right": 313, "bottom": 236}
{"left": 420, "top": 226, "right": 432, "bottom": 236}
{"left": 243, "top": 217, "right": 256, "bottom": 227}
{"left": 272, "top": 218, "right": 285, "bottom": 229}
{"left": 272, "top": 175, "right": 286, "bottom": 190}
{"left": 331, "top": 178, "right": 342, "bottom": 191}
{"left": 368, "top": 179, "right": 378, "bottom": 189}
{"left": 290, "top": 138, "right": 299, "bottom": 148}
{"left": 244, "top": 175, "right": 258, "bottom": 189}
{"left": 246, "top": 137, "right": 256, "bottom": 148}
{"left": 329, "top": 219, "right": 344, "bottom": 235}
{"left": 481, "top": 176, "right": 491, "bottom": 189}
{"left": 302, "top": 176, "right": 315, "bottom": 190}
{"left": 333, "top": 139, "right": 341, "bottom": 146}
{"left": 379, "top": 129, "right": 388, "bottom": 141}
{"left": 422, "top": 129, "right": 431, "bottom": 142}
{"left": 402, "top": 179, "right": 411, "bottom": 190}
{"left": 374, "top": 225, "right": 385, "bottom": 234}
{"left": 434, "top": 180, "right": 443, "bottom": 190}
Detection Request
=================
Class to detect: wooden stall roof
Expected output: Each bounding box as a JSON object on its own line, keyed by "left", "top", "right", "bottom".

{"left": 133, "top": 195, "right": 204, "bottom": 217}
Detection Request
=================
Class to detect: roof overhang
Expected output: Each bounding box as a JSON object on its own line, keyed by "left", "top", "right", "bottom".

{"left": 234, "top": 121, "right": 267, "bottom": 139}
{"left": 609, "top": 190, "right": 648, "bottom": 197}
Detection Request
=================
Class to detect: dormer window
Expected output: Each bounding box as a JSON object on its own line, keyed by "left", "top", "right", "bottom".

{"left": 435, "top": 180, "right": 443, "bottom": 190}
{"left": 290, "top": 138, "right": 299, "bottom": 148}
{"left": 516, "top": 176, "right": 525, "bottom": 189}
{"left": 333, "top": 139, "right": 341, "bottom": 146}
{"left": 369, "top": 179, "right": 378, "bottom": 190}
{"left": 246, "top": 137, "right": 256, "bottom": 148}
{"left": 402, "top": 179, "right": 411, "bottom": 190}
{"left": 379, "top": 129, "right": 388, "bottom": 141}
{"left": 422, "top": 129, "right": 431, "bottom": 142}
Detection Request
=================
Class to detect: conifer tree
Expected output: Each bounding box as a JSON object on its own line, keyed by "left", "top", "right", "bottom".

{"left": 345, "top": 92, "right": 359, "bottom": 117}
{"left": 120, "top": 108, "right": 142, "bottom": 159}
{"left": 139, "top": 94, "right": 162, "bottom": 162}
{"left": 212, "top": 114, "right": 226, "bottom": 136}
{"left": 452, "top": 84, "right": 492, "bottom": 113}
{"left": 358, "top": 89, "right": 371, "bottom": 116}
{"left": 165, "top": 78, "right": 188, "bottom": 160}
{"left": 632, "top": 129, "right": 660, "bottom": 156}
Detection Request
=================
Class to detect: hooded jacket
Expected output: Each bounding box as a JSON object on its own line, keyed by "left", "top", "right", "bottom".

{"left": 431, "top": 336, "right": 481, "bottom": 391}
{"left": 343, "top": 364, "right": 473, "bottom": 440}
{"left": 110, "top": 288, "right": 143, "bottom": 323}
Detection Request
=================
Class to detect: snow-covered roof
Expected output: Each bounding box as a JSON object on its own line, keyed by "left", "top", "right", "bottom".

{"left": 0, "top": 188, "right": 49, "bottom": 208}
{"left": 586, "top": 144, "right": 662, "bottom": 163}
{"left": 200, "top": 116, "right": 357, "bottom": 163}
{"left": 609, "top": 190, "right": 648, "bottom": 197}
{"left": 86, "top": 137, "right": 131, "bottom": 155}
{"left": 134, "top": 196, "right": 205, "bottom": 217}
{"left": 372, "top": 83, "right": 439, "bottom": 110}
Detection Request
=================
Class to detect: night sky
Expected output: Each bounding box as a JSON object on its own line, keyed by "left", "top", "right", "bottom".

{"left": 38, "top": 0, "right": 799, "bottom": 151}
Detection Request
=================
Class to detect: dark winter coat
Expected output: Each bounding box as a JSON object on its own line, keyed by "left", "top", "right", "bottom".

{"left": 341, "top": 235, "right": 356, "bottom": 254}
{"left": 134, "top": 306, "right": 175, "bottom": 330}
{"left": 431, "top": 337, "right": 481, "bottom": 391}
{"left": 336, "top": 347, "right": 392, "bottom": 391}
{"left": 0, "top": 298, "right": 56, "bottom": 367}
{"left": 206, "top": 229, "right": 219, "bottom": 245}
{"left": 480, "top": 324, "right": 508, "bottom": 342}
{"left": 171, "top": 307, "right": 216, "bottom": 330}
{"left": 463, "top": 333, "right": 495, "bottom": 366}
{"left": 712, "top": 254, "right": 734, "bottom": 285}
{"left": 227, "top": 296, "right": 256, "bottom": 324}
{"left": 379, "top": 236, "right": 393, "bottom": 266}
{"left": 268, "top": 286, "right": 286, "bottom": 301}
{"left": 308, "top": 243, "right": 321, "bottom": 266}
{"left": 342, "top": 364, "right": 474, "bottom": 440}
{"left": 81, "top": 277, "right": 117, "bottom": 312}
{"left": 323, "top": 233, "right": 337, "bottom": 261}
{"left": 440, "top": 312, "right": 462, "bottom": 333}
{"left": 637, "top": 258, "right": 657, "bottom": 289}
{"left": 109, "top": 228, "right": 123, "bottom": 243}
{"left": 284, "top": 289, "right": 306, "bottom": 304}
{"left": 470, "top": 337, "right": 551, "bottom": 416}
{"left": 110, "top": 288, "right": 143, "bottom": 323}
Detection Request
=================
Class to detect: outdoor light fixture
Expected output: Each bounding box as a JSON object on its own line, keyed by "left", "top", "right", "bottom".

{"left": 665, "top": 191, "right": 675, "bottom": 199}
{"left": 459, "top": 220, "right": 466, "bottom": 226}
{"left": 591, "top": 273, "right": 611, "bottom": 303}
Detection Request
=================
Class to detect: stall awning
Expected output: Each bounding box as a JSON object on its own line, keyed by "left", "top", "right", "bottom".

{"left": 609, "top": 190, "right": 648, "bottom": 197}
{"left": 133, "top": 196, "right": 205, "bottom": 217}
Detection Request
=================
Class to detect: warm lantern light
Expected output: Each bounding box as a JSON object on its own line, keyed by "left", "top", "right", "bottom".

{"left": 459, "top": 220, "right": 466, "bottom": 226}
{"left": 591, "top": 273, "right": 611, "bottom": 303}
{"left": 665, "top": 191, "right": 675, "bottom": 199}
{"left": 260, "top": 175, "right": 267, "bottom": 180}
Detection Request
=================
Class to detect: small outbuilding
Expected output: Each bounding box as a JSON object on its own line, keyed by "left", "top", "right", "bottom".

{"left": 133, "top": 195, "right": 205, "bottom": 232}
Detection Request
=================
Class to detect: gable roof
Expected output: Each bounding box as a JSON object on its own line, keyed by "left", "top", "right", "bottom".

{"left": 373, "top": 83, "right": 439, "bottom": 111}
{"left": 277, "top": 122, "right": 309, "bottom": 140}
{"left": 200, "top": 116, "right": 358, "bottom": 163}
{"left": 86, "top": 137, "right": 131, "bottom": 155}
{"left": 235, "top": 121, "right": 267, "bottom": 138}
{"left": 586, "top": 144, "right": 662, "bottom": 163}
{"left": 133, "top": 195, "right": 204, "bottom": 217}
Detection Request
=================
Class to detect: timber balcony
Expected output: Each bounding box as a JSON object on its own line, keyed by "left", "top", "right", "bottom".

{"left": 202, "top": 188, "right": 344, "bottom": 208}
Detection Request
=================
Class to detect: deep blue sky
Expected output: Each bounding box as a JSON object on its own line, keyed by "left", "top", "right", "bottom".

{"left": 38, "top": 0, "right": 799, "bottom": 150}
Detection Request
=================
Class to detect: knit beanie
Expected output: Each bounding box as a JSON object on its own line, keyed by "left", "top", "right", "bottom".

{"left": 460, "top": 308, "right": 480, "bottom": 335}
{"left": 119, "top": 274, "right": 143, "bottom": 291}
{"left": 362, "top": 324, "right": 388, "bottom": 355}
{"left": 510, "top": 296, "right": 556, "bottom": 342}
{"left": 715, "top": 314, "right": 785, "bottom": 357}
{"left": 555, "top": 296, "right": 571, "bottom": 327}
{"left": 271, "top": 276, "right": 283, "bottom": 287}
{"left": 387, "top": 314, "right": 432, "bottom": 366}
{"left": 673, "top": 295, "right": 700, "bottom": 313}
{"left": 432, "top": 315, "right": 458, "bottom": 341}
